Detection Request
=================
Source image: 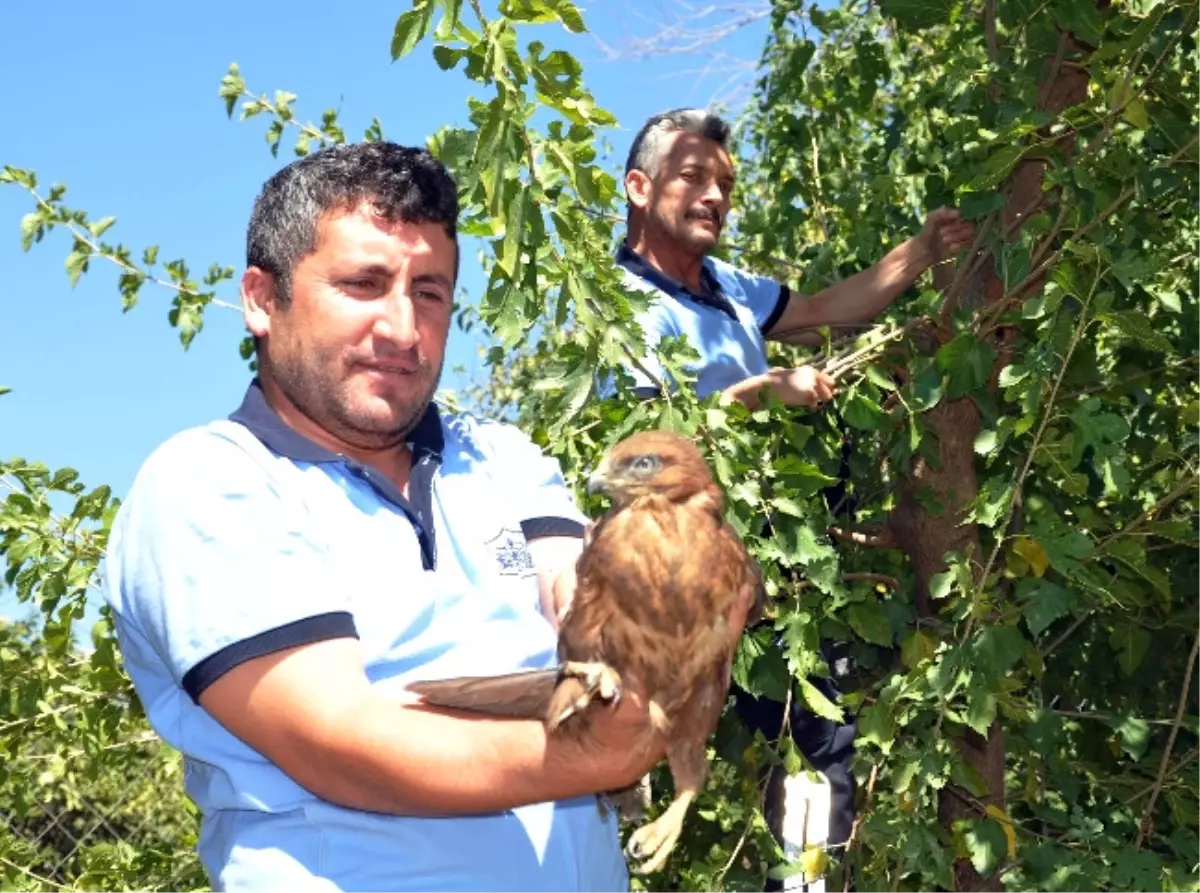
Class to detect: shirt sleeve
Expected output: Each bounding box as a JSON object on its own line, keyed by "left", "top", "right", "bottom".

{"left": 715, "top": 258, "right": 791, "bottom": 335}
{"left": 468, "top": 419, "right": 590, "bottom": 541}
{"left": 102, "top": 426, "right": 355, "bottom": 704}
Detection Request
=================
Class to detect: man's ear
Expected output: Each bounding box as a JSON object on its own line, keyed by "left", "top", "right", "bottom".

{"left": 241, "top": 267, "right": 277, "bottom": 340}
{"left": 624, "top": 169, "right": 653, "bottom": 213}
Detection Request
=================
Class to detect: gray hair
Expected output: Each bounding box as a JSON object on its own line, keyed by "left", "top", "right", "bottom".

{"left": 624, "top": 108, "right": 732, "bottom": 181}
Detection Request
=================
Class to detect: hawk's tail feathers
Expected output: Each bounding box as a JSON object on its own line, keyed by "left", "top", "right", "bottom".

{"left": 406, "top": 668, "right": 560, "bottom": 720}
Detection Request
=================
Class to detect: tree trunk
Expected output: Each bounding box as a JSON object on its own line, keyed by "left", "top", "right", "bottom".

{"left": 885, "top": 20, "right": 1095, "bottom": 891}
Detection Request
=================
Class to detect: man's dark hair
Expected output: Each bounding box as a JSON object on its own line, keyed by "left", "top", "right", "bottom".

{"left": 624, "top": 108, "right": 732, "bottom": 182}
{"left": 246, "top": 141, "right": 459, "bottom": 305}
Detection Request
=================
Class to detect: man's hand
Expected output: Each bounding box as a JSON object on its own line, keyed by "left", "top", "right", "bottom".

{"left": 914, "top": 207, "right": 976, "bottom": 270}
{"left": 769, "top": 365, "right": 836, "bottom": 408}
{"left": 720, "top": 365, "right": 836, "bottom": 410}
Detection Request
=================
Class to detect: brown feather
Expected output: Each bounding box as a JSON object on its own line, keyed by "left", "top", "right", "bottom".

{"left": 406, "top": 668, "right": 560, "bottom": 718}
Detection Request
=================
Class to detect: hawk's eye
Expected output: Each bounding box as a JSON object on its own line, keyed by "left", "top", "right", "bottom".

{"left": 629, "top": 454, "right": 660, "bottom": 476}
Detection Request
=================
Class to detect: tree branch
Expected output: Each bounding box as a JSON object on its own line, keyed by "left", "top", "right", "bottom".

{"left": 23, "top": 188, "right": 239, "bottom": 313}
{"left": 798, "top": 572, "right": 901, "bottom": 591}
{"left": 1097, "top": 474, "right": 1199, "bottom": 549}
{"left": 1040, "top": 609, "right": 1095, "bottom": 659}
{"left": 828, "top": 524, "right": 898, "bottom": 549}
{"left": 1134, "top": 631, "right": 1200, "bottom": 850}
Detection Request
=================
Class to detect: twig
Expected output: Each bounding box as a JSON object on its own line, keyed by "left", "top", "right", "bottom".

{"left": 978, "top": 134, "right": 1198, "bottom": 331}
{"left": 1134, "top": 631, "right": 1200, "bottom": 849}
{"left": 0, "top": 854, "right": 68, "bottom": 891}
{"left": 1123, "top": 747, "right": 1200, "bottom": 805}
{"left": 1063, "top": 356, "right": 1200, "bottom": 400}
{"left": 938, "top": 212, "right": 996, "bottom": 327}
{"left": 1097, "top": 474, "right": 1199, "bottom": 549}
{"left": 972, "top": 266, "right": 1101, "bottom": 608}
{"left": 715, "top": 808, "right": 756, "bottom": 889}
{"left": 1040, "top": 609, "right": 1095, "bottom": 659}
{"left": 843, "top": 762, "right": 878, "bottom": 851}
{"left": 26, "top": 189, "right": 239, "bottom": 313}
{"left": 1027, "top": 195, "right": 1071, "bottom": 272}
{"left": 1036, "top": 32, "right": 1070, "bottom": 108}
{"left": 822, "top": 325, "right": 911, "bottom": 380}
{"left": 828, "top": 524, "right": 898, "bottom": 549}
{"left": 797, "top": 572, "right": 901, "bottom": 591}
{"left": 984, "top": 0, "right": 1000, "bottom": 63}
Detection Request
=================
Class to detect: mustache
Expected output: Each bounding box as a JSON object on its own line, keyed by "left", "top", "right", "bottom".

{"left": 351, "top": 350, "right": 430, "bottom": 374}
{"left": 686, "top": 208, "right": 722, "bottom": 225}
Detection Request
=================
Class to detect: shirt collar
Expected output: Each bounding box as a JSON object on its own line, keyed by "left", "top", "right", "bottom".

{"left": 615, "top": 240, "right": 737, "bottom": 320}
{"left": 228, "top": 378, "right": 445, "bottom": 463}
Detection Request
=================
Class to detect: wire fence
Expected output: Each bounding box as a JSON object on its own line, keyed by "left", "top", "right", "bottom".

{"left": 0, "top": 617, "right": 207, "bottom": 892}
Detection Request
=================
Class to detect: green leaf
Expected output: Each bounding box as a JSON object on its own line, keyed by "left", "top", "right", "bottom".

{"left": 1020, "top": 581, "right": 1073, "bottom": 637}
{"left": 1109, "top": 712, "right": 1152, "bottom": 760}
{"left": 64, "top": 250, "right": 89, "bottom": 287}
{"left": 1053, "top": 0, "right": 1105, "bottom": 46}
{"left": 1109, "top": 623, "right": 1151, "bottom": 676}
{"left": 391, "top": 3, "right": 433, "bottom": 60}
{"left": 878, "top": 0, "right": 960, "bottom": 30}
{"left": 962, "top": 819, "right": 1008, "bottom": 876}
{"left": 907, "top": 362, "right": 943, "bottom": 412}
{"left": 847, "top": 602, "right": 893, "bottom": 646}
{"left": 901, "top": 629, "right": 936, "bottom": 669}
{"left": 842, "top": 391, "right": 886, "bottom": 430}
{"left": 973, "top": 626, "right": 1025, "bottom": 681}
{"left": 798, "top": 677, "right": 845, "bottom": 723}
{"left": 929, "top": 570, "right": 955, "bottom": 600}
{"left": 1101, "top": 309, "right": 1173, "bottom": 353}
{"left": 551, "top": 0, "right": 586, "bottom": 32}
{"left": 87, "top": 216, "right": 116, "bottom": 239}
{"left": 0, "top": 386, "right": 11, "bottom": 397}
{"left": 974, "top": 428, "right": 998, "bottom": 456}
{"left": 968, "top": 143, "right": 1031, "bottom": 191}
{"left": 1111, "top": 849, "right": 1162, "bottom": 889}
{"left": 433, "top": 45, "right": 465, "bottom": 70}
{"left": 937, "top": 334, "right": 995, "bottom": 399}
{"left": 964, "top": 675, "right": 997, "bottom": 735}
{"left": 959, "top": 190, "right": 1007, "bottom": 220}
{"left": 19, "top": 212, "right": 40, "bottom": 251}
{"left": 1012, "top": 536, "right": 1050, "bottom": 577}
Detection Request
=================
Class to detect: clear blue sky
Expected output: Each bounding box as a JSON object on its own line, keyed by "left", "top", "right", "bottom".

{"left": 0, "top": 1, "right": 770, "bottom": 625}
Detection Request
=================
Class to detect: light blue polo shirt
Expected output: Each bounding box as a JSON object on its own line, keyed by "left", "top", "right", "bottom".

{"left": 101, "top": 380, "right": 628, "bottom": 892}
{"left": 605, "top": 241, "right": 790, "bottom": 400}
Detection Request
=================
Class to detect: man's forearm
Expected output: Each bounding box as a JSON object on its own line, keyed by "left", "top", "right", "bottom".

{"left": 769, "top": 237, "right": 933, "bottom": 341}
{"left": 199, "top": 638, "right": 654, "bottom": 820}
{"left": 291, "top": 692, "right": 651, "bottom": 817}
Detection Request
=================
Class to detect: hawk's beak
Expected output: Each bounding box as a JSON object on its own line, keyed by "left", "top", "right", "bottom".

{"left": 586, "top": 460, "right": 610, "bottom": 496}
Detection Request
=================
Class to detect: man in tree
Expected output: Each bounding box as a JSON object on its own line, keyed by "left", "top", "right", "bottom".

{"left": 609, "top": 108, "right": 974, "bottom": 882}
{"left": 102, "top": 141, "right": 756, "bottom": 892}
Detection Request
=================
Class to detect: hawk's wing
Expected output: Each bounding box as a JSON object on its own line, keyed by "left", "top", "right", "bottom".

{"left": 404, "top": 667, "right": 561, "bottom": 717}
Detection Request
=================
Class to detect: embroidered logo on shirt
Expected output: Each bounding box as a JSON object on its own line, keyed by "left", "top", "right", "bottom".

{"left": 486, "top": 527, "right": 536, "bottom": 577}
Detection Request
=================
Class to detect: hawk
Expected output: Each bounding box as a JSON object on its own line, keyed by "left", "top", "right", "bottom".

{"left": 407, "top": 429, "right": 764, "bottom": 874}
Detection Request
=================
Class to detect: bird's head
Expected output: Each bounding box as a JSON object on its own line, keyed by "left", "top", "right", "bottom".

{"left": 586, "top": 430, "right": 722, "bottom": 510}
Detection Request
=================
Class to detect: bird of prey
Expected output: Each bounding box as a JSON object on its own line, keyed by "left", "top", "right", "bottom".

{"left": 407, "top": 429, "right": 765, "bottom": 875}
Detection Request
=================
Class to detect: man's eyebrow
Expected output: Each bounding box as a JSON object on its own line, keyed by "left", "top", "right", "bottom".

{"left": 339, "top": 262, "right": 393, "bottom": 277}
{"left": 414, "top": 273, "right": 453, "bottom": 289}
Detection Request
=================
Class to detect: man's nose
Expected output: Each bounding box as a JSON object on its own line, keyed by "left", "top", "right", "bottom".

{"left": 373, "top": 289, "right": 420, "bottom": 350}
{"left": 700, "top": 179, "right": 724, "bottom": 207}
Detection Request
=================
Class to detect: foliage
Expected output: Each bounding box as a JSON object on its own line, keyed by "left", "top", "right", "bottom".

{"left": 2, "top": 0, "right": 1198, "bottom": 890}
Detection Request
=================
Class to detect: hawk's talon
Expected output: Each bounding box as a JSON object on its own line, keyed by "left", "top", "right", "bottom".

{"left": 557, "top": 661, "right": 623, "bottom": 710}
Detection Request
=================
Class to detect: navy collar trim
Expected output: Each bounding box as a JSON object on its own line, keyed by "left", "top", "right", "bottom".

{"left": 615, "top": 241, "right": 737, "bottom": 320}
{"left": 228, "top": 378, "right": 445, "bottom": 463}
